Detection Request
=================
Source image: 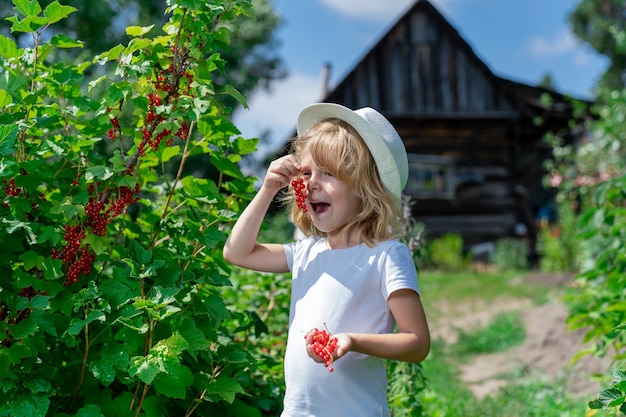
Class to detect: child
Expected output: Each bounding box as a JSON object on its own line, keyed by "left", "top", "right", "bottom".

{"left": 223, "top": 103, "right": 430, "bottom": 417}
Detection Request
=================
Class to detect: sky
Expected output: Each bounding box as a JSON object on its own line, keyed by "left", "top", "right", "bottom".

{"left": 232, "top": 0, "right": 609, "bottom": 155}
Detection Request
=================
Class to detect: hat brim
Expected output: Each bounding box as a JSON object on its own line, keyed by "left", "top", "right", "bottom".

{"left": 296, "top": 103, "right": 403, "bottom": 203}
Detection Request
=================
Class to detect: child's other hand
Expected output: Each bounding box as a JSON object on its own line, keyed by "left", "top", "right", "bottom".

{"left": 304, "top": 329, "right": 351, "bottom": 364}
{"left": 262, "top": 155, "right": 301, "bottom": 194}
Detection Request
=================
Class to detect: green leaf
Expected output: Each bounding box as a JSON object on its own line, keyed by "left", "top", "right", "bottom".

{"left": 207, "top": 376, "right": 244, "bottom": 404}
{"left": 156, "top": 333, "right": 190, "bottom": 359}
{"left": 22, "top": 377, "right": 51, "bottom": 395}
{"left": 0, "top": 124, "right": 19, "bottom": 156}
{"left": 89, "top": 360, "right": 117, "bottom": 386}
{"left": 11, "top": 317, "right": 37, "bottom": 339}
{"left": 3, "top": 218, "right": 37, "bottom": 245}
{"left": 6, "top": 14, "right": 48, "bottom": 32}
{"left": 195, "top": 293, "right": 230, "bottom": 326}
{"left": 89, "top": 342, "right": 130, "bottom": 386}
{"left": 36, "top": 226, "right": 58, "bottom": 245}
{"left": 50, "top": 202, "right": 79, "bottom": 222}
{"left": 100, "top": 278, "right": 136, "bottom": 308}
{"left": 41, "top": 137, "right": 64, "bottom": 156}
{"left": 84, "top": 233, "right": 109, "bottom": 255}
{"left": 20, "top": 250, "right": 44, "bottom": 271}
{"left": 7, "top": 342, "right": 32, "bottom": 363}
{"left": 214, "top": 26, "right": 231, "bottom": 46}
{"left": 75, "top": 404, "right": 105, "bottom": 417}
{"left": 42, "top": 257, "right": 63, "bottom": 281}
{"left": 181, "top": 175, "right": 220, "bottom": 199}
{"left": 93, "top": 44, "right": 125, "bottom": 65}
{"left": 589, "top": 398, "right": 603, "bottom": 409}
{"left": 160, "top": 145, "right": 180, "bottom": 163}
{"left": 613, "top": 369, "right": 626, "bottom": 384}
{"left": 126, "top": 25, "right": 154, "bottom": 37}
{"left": 129, "top": 355, "right": 159, "bottom": 384}
{"left": 86, "top": 310, "right": 106, "bottom": 324}
{"left": 0, "top": 71, "right": 28, "bottom": 99}
{"left": 174, "top": 317, "right": 211, "bottom": 351}
{"left": 29, "top": 295, "right": 49, "bottom": 309}
{"left": 153, "top": 362, "right": 193, "bottom": 399}
{"left": 54, "top": 68, "right": 85, "bottom": 85}
{"left": 50, "top": 34, "right": 83, "bottom": 49}
{"left": 151, "top": 286, "right": 180, "bottom": 306}
{"left": 217, "top": 343, "right": 249, "bottom": 364}
{"left": 130, "top": 240, "right": 152, "bottom": 264}
{"left": 85, "top": 165, "right": 114, "bottom": 181}
{"left": 210, "top": 153, "right": 243, "bottom": 178}
{"left": 203, "top": 227, "right": 226, "bottom": 249}
{"left": 67, "top": 318, "right": 85, "bottom": 336}
{"left": 0, "top": 35, "right": 18, "bottom": 59}
{"left": 13, "top": 0, "right": 43, "bottom": 17}
{"left": 224, "top": 84, "right": 247, "bottom": 107}
{"left": 233, "top": 136, "right": 258, "bottom": 155}
{"left": 43, "top": 1, "right": 77, "bottom": 24}
{"left": 6, "top": 395, "right": 50, "bottom": 417}
{"left": 30, "top": 310, "right": 57, "bottom": 336}
{"left": 596, "top": 387, "right": 625, "bottom": 408}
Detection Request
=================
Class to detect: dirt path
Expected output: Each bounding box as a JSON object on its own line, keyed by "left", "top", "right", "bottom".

{"left": 431, "top": 272, "right": 613, "bottom": 399}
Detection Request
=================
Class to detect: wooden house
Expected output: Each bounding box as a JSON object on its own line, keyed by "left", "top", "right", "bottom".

{"left": 288, "top": 0, "right": 587, "bottom": 256}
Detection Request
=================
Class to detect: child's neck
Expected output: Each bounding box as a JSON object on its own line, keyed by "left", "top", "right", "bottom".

{"left": 326, "top": 231, "right": 361, "bottom": 249}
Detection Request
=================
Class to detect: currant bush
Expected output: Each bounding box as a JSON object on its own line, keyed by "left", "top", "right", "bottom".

{"left": 0, "top": 0, "right": 263, "bottom": 416}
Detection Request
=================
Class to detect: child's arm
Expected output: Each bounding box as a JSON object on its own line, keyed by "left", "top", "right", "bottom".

{"left": 223, "top": 155, "right": 301, "bottom": 273}
{"left": 305, "top": 289, "right": 430, "bottom": 363}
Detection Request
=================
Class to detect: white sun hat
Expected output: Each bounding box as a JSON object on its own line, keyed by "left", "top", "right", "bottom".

{"left": 296, "top": 103, "right": 408, "bottom": 205}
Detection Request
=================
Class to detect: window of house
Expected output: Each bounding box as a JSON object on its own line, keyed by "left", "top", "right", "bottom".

{"left": 404, "top": 154, "right": 456, "bottom": 199}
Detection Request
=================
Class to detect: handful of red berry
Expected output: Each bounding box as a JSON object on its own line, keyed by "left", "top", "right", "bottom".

{"left": 291, "top": 177, "right": 308, "bottom": 212}
{"left": 307, "top": 327, "right": 339, "bottom": 372}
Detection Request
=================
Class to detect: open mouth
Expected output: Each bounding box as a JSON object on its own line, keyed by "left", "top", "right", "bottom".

{"left": 310, "top": 202, "right": 330, "bottom": 214}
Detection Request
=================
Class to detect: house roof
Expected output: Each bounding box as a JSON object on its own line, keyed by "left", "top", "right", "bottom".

{"left": 319, "top": 0, "right": 587, "bottom": 122}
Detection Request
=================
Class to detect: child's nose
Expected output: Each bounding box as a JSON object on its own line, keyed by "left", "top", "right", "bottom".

{"left": 306, "top": 175, "right": 319, "bottom": 191}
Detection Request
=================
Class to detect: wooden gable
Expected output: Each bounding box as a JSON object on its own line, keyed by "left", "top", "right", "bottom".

{"left": 324, "top": 0, "right": 522, "bottom": 117}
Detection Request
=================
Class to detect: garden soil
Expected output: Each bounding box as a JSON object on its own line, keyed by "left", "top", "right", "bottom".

{"left": 430, "top": 272, "right": 614, "bottom": 400}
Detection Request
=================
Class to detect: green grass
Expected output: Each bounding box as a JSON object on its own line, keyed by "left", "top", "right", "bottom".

{"left": 419, "top": 270, "right": 554, "bottom": 304}
{"left": 452, "top": 311, "right": 526, "bottom": 355}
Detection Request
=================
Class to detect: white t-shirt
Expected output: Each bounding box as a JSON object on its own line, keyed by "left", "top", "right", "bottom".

{"left": 281, "top": 236, "right": 419, "bottom": 417}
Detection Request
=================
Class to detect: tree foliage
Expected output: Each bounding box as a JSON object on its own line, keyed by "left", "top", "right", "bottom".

{"left": 0, "top": 0, "right": 287, "bottom": 113}
{"left": 569, "top": 0, "right": 626, "bottom": 90}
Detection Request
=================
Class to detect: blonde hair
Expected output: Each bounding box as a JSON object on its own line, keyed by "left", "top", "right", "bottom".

{"left": 285, "top": 118, "right": 403, "bottom": 246}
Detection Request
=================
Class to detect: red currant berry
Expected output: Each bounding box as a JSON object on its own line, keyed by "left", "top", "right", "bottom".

{"left": 291, "top": 177, "right": 308, "bottom": 212}
{"left": 308, "top": 325, "right": 338, "bottom": 373}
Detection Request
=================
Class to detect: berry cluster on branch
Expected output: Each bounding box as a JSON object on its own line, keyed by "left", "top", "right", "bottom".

{"left": 52, "top": 183, "right": 139, "bottom": 285}
{"left": 55, "top": 36, "right": 194, "bottom": 286}
{"left": 3, "top": 178, "right": 21, "bottom": 197}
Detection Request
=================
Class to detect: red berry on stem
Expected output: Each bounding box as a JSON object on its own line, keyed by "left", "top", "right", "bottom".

{"left": 292, "top": 177, "right": 308, "bottom": 212}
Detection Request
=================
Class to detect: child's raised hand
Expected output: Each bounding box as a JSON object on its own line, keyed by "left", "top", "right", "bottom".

{"left": 262, "top": 155, "right": 301, "bottom": 194}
